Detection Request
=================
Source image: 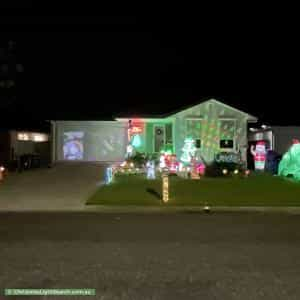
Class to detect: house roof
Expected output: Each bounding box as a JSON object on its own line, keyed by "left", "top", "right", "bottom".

{"left": 115, "top": 98, "right": 258, "bottom": 122}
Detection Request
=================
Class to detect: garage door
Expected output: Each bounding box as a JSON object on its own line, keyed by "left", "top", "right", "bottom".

{"left": 56, "top": 121, "right": 127, "bottom": 162}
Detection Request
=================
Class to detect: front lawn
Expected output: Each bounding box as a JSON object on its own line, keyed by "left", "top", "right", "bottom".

{"left": 86, "top": 174, "right": 300, "bottom": 206}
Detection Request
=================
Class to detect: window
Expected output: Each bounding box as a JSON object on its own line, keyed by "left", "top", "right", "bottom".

{"left": 220, "top": 139, "right": 234, "bottom": 149}
{"left": 186, "top": 119, "right": 202, "bottom": 148}
{"left": 219, "top": 119, "right": 235, "bottom": 149}
{"left": 196, "top": 139, "right": 201, "bottom": 149}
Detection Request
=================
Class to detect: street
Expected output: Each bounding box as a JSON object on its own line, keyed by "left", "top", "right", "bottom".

{"left": 1, "top": 212, "right": 300, "bottom": 299}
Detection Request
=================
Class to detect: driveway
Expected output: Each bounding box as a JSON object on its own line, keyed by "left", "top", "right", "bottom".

{"left": 0, "top": 163, "right": 105, "bottom": 211}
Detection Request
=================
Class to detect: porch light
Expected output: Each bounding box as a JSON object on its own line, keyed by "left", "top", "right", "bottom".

{"left": 222, "top": 169, "right": 228, "bottom": 175}
{"left": 234, "top": 169, "right": 239, "bottom": 175}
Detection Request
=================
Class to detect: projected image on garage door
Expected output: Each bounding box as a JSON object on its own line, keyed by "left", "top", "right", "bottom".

{"left": 87, "top": 130, "right": 126, "bottom": 161}
{"left": 63, "top": 132, "right": 84, "bottom": 160}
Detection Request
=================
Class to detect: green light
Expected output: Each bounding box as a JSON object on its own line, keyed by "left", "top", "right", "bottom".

{"left": 278, "top": 142, "right": 300, "bottom": 180}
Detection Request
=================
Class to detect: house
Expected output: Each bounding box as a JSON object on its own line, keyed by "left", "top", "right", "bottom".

{"left": 249, "top": 126, "right": 300, "bottom": 155}
{"left": 0, "top": 129, "right": 50, "bottom": 169}
{"left": 51, "top": 99, "right": 258, "bottom": 166}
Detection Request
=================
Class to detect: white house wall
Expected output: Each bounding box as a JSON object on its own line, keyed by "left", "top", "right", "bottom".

{"left": 55, "top": 121, "right": 127, "bottom": 162}
{"left": 173, "top": 100, "right": 249, "bottom": 164}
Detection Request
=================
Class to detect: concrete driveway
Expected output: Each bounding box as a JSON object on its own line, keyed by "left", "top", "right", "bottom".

{"left": 0, "top": 163, "right": 105, "bottom": 211}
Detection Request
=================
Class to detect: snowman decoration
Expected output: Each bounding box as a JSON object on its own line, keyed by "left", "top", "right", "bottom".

{"left": 180, "top": 137, "right": 197, "bottom": 165}
{"left": 251, "top": 141, "right": 267, "bottom": 171}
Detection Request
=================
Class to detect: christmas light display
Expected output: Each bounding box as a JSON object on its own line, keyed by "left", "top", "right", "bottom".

{"left": 250, "top": 141, "right": 267, "bottom": 171}
{"left": 162, "top": 173, "right": 169, "bottom": 203}
{"left": 131, "top": 134, "right": 142, "bottom": 148}
{"left": 105, "top": 167, "right": 114, "bottom": 184}
{"left": 278, "top": 139, "right": 300, "bottom": 180}
{"left": 146, "top": 160, "right": 156, "bottom": 179}
{"left": 180, "top": 137, "right": 197, "bottom": 164}
{"left": 169, "top": 154, "right": 179, "bottom": 174}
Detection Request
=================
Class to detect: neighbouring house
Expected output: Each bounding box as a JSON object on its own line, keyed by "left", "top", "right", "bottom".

{"left": 0, "top": 129, "right": 50, "bottom": 169}
{"left": 51, "top": 99, "right": 258, "bottom": 166}
{"left": 249, "top": 126, "right": 300, "bottom": 155}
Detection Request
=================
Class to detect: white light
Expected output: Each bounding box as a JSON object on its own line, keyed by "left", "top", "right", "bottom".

{"left": 17, "top": 132, "right": 48, "bottom": 142}
{"left": 261, "top": 124, "right": 267, "bottom": 129}
{"left": 222, "top": 169, "right": 228, "bottom": 175}
{"left": 33, "top": 134, "right": 46, "bottom": 142}
{"left": 17, "top": 133, "right": 30, "bottom": 141}
{"left": 234, "top": 169, "right": 239, "bottom": 174}
{"left": 204, "top": 205, "right": 210, "bottom": 212}
{"left": 0, "top": 166, "right": 5, "bottom": 172}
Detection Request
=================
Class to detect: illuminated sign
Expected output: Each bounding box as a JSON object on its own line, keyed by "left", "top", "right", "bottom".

{"left": 215, "top": 152, "right": 240, "bottom": 164}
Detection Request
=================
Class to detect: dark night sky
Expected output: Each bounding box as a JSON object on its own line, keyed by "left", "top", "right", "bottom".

{"left": 1, "top": 4, "right": 299, "bottom": 130}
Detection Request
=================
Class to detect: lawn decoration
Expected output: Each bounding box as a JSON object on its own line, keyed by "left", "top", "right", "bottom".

{"left": 126, "top": 144, "right": 135, "bottom": 159}
{"left": 105, "top": 167, "right": 114, "bottom": 184}
{"left": 190, "top": 157, "right": 201, "bottom": 179}
{"left": 162, "top": 172, "right": 169, "bottom": 203}
{"left": 146, "top": 160, "right": 156, "bottom": 179}
{"left": 159, "top": 153, "right": 167, "bottom": 170}
{"left": 196, "top": 162, "right": 206, "bottom": 176}
{"left": 250, "top": 141, "right": 267, "bottom": 171}
{"left": 169, "top": 154, "right": 179, "bottom": 174}
{"left": 278, "top": 139, "right": 300, "bottom": 180}
{"left": 180, "top": 137, "right": 197, "bottom": 165}
{"left": 244, "top": 169, "right": 251, "bottom": 178}
{"left": 214, "top": 152, "right": 243, "bottom": 177}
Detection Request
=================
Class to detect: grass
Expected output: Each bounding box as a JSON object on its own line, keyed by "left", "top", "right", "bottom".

{"left": 86, "top": 174, "right": 300, "bottom": 206}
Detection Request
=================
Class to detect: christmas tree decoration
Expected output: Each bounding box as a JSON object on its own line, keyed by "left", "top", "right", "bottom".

{"left": 146, "top": 160, "right": 156, "bottom": 179}
{"left": 278, "top": 139, "right": 300, "bottom": 180}
{"left": 250, "top": 141, "right": 267, "bottom": 171}
{"left": 180, "top": 137, "right": 197, "bottom": 164}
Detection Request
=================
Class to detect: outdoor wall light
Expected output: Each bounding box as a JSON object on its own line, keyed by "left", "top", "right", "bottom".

{"left": 222, "top": 169, "right": 228, "bottom": 175}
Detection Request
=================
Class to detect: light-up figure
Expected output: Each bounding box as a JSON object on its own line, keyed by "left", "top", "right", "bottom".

{"left": 105, "top": 167, "right": 113, "bottom": 184}
{"left": 169, "top": 154, "right": 179, "bottom": 174}
{"left": 126, "top": 144, "right": 134, "bottom": 159}
{"left": 159, "top": 153, "right": 166, "bottom": 170}
{"left": 146, "top": 160, "right": 156, "bottom": 179}
{"left": 180, "top": 137, "right": 197, "bottom": 165}
{"left": 250, "top": 141, "right": 267, "bottom": 171}
{"left": 278, "top": 139, "right": 300, "bottom": 180}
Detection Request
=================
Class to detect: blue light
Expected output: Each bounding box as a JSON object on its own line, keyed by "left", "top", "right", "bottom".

{"left": 105, "top": 167, "right": 113, "bottom": 184}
